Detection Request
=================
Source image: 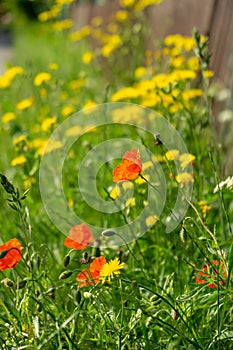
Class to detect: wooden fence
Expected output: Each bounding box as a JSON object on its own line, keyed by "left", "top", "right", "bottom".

{"left": 71, "top": 0, "right": 233, "bottom": 91}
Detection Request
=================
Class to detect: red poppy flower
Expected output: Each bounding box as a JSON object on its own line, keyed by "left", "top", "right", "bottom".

{"left": 0, "top": 238, "right": 23, "bottom": 270}
{"left": 112, "top": 149, "right": 142, "bottom": 183}
{"left": 196, "top": 260, "right": 228, "bottom": 288}
{"left": 64, "top": 223, "right": 94, "bottom": 250}
{"left": 77, "top": 256, "right": 106, "bottom": 288}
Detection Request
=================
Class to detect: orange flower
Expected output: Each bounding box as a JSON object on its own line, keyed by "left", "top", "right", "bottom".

{"left": 77, "top": 256, "right": 106, "bottom": 288}
{"left": 64, "top": 223, "right": 94, "bottom": 250}
{"left": 196, "top": 260, "right": 228, "bottom": 288}
{"left": 112, "top": 149, "right": 142, "bottom": 182}
{"left": 0, "top": 238, "right": 23, "bottom": 270}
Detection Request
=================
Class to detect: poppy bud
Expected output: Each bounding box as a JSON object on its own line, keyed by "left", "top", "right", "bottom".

{"left": 80, "top": 251, "right": 90, "bottom": 264}
{"left": 75, "top": 290, "right": 82, "bottom": 304}
{"left": 15, "top": 279, "right": 28, "bottom": 290}
{"left": 102, "top": 229, "right": 116, "bottom": 237}
{"left": 1, "top": 278, "right": 14, "bottom": 287}
{"left": 59, "top": 270, "right": 73, "bottom": 280}
{"left": 0, "top": 250, "right": 9, "bottom": 259}
{"left": 131, "top": 280, "right": 138, "bottom": 289}
{"left": 63, "top": 254, "right": 70, "bottom": 267}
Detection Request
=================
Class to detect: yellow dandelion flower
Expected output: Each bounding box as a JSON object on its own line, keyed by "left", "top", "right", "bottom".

{"left": 69, "top": 26, "right": 91, "bottom": 42}
{"left": 82, "top": 51, "right": 94, "bottom": 65}
{"left": 91, "top": 16, "right": 103, "bottom": 27}
{"left": 34, "top": 72, "right": 52, "bottom": 86}
{"left": 16, "top": 97, "right": 34, "bottom": 111}
{"left": 110, "top": 185, "right": 121, "bottom": 199}
{"left": 120, "top": 0, "right": 136, "bottom": 8}
{"left": 115, "top": 10, "right": 129, "bottom": 22}
{"left": 65, "top": 125, "right": 83, "bottom": 137}
{"left": 165, "top": 149, "right": 180, "bottom": 161}
{"left": 99, "top": 257, "right": 125, "bottom": 283}
{"left": 179, "top": 153, "right": 195, "bottom": 169}
{"left": 68, "top": 198, "right": 74, "bottom": 208}
{"left": 182, "top": 89, "right": 203, "bottom": 100}
{"left": 11, "top": 155, "right": 27, "bottom": 166}
{"left": 176, "top": 172, "right": 194, "bottom": 186}
{"left": 111, "top": 87, "right": 140, "bottom": 102}
{"left": 203, "top": 70, "right": 214, "bottom": 79}
{"left": 69, "top": 78, "right": 86, "bottom": 91}
{"left": 61, "top": 105, "right": 75, "bottom": 117}
{"left": 2, "top": 112, "right": 16, "bottom": 124}
{"left": 53, "top": 19, "right": 73, "bottom": 32}
{"left": 42, "top": 140, "right": 63, "bottom": 155}
{"left": 134, "top": 66, "right": 147, "bottom": 79}
{"left": 49, "top": 63, "right": 58, "bottom": 70}
{"left": 135, "top": 0, "right": 162, "bottom": 11}
{"left": 146, "top": 215, "right": 159, "bottom": 228}
{"left": 13, "top": 135, "right": 27, "bottom": 145}
{"left": 187, "top": 57, "right": 199, "bottom": 71}
{"left": 135, "top": 174, "right": 150, "bottom": 185}
{"left": 198, "top": 200, "right": 211, "bottom": 215}
{"left": 83, "top": 100, "right": 98, "bottom": 113}
{"left": 24, "top": 177, "right": 36, "bottom": 188}
{"left": 125, "top": 197, "right": 136, "bottom": 207}
{"left": 41, "top": 117, "right": 57, "bottom": 132}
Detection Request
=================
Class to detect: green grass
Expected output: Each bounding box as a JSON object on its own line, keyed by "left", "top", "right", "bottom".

{"left": 0, "top": 4, "right": 233, "bottom": 349}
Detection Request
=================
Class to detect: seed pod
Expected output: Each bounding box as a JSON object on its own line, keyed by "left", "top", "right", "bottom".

{"left": 75, "top": 290, "right": 82, "bottom": 304}
{"left": 59, "top": 270, "right": 73, "bottom": 280}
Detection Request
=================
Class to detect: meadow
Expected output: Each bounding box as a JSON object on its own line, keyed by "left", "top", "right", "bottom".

{"left": 0, "top": 0, "right": 233, "bottom": 349}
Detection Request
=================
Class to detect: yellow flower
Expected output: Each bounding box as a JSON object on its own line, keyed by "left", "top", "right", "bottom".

{"left": 0, "top": 66, "right": 24, "bottom": 89}
{"left": 203, "top": 70, "right": 214, "bottom": 79}
{"left": 120, "top": 0, "right": 136, "bottom": 7}
{"left": 110, "top": 185, "right": 121, "bottom": 199}
{"left": 111, "top": 87, "right": 140, "bottom": 102}
{"left": 24, "top": 177, "right": 36, "bottom": 188}
{"left": 65, "top": 125, "right": 83, "bottom": 137}
{"left": 83, "top": 100, "right": 98, "bottom": 112}
{"left": 61, "top": 105, "right": 75, "bottom": 117}
{"left": 69, "top": 26, "right": 91, "bottom": 41}
{"left": 146, "top": 215, "right": 159, "bottom": 228}
{"left": 187, "top": 57, "right": 199, "bottom": 71}
{"left": 101, "top": 34, "right": 122, "bottom": 57}
{"left": 122, "top": 182, "right": 134, "bottom": 191}
{"left": 82, "top": 52, "right": 94, "bottom": 65}
{"left": 13, "top": 135, "right": 27, "bottom": 145}
{"left": 182, "top": 89, "right": 203, "bottom": 100}
{"left": 115, "top": 10, "right": 129, "bottom": 22}
{"left": 53, "top": 19, "right": 73, "bottom": 32}
{"left": 42, "top": 140, "right": 63, "bottom": 155}
{"left": 99, "top": 258, "right": 125, "bottom": 283}
{"left": 2, "top": 112, "right": 16, "bottom": 124}
{"left": 165, "top": 149, "right": 180, "bottom": 161}
{"left": 171, "top": 70, "right": 196, "bottom": 81}
{"left": 49, "top": 63, "right": 59, "bottom": 70}
{"left": 135, "top": 174, "right": 150, "bottom": 184}
{"left": 134, "top": 66, "right": 147, "bottom": 79}
{"left": 135, "top": 0, "right": 162, "bottom": 11}
{"left": 176, "top": 172, "right": 194, "bottom": 186}
{"left": 16, "top": 97, "right": 34, "bottom": 110}
{"left": 198, "top": 200, "right": 211, "bottom": 215}
{"left": 179, "top": 153, "right": 195, "bottom": 169}
{"left": 91, "top": 16, "right": 103, "bottom": 27}
{"left": 69, "top": 78, "right": 86, "bottom": 91}
{"left": 11, "top": 156, "right": 27, "bottom": 166}
{"left": 41, "top": 117, "right": 57, "bottom": 132}
{"left": 34, "top": 72, "right": 52, "bottom": 86}
{"left": 125, "top": 197, "right": 136, "bottom": 207}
